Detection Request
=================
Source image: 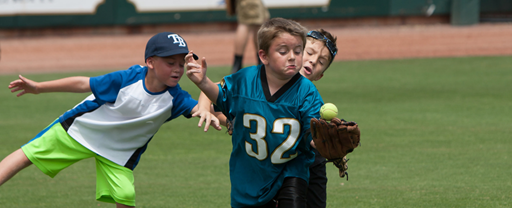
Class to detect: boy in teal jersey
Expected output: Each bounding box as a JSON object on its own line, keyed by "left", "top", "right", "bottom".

{"left": 0, "top": 32, "right": 221, "bottom": 208}
{"left": 198, "top": 28, "right": 340, "bottom": 208}
{"left": 187, "top": 17, "right": 323, "bottom": 208}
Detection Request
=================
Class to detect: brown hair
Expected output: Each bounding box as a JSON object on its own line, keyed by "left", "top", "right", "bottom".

{"left": 257, "top": 17, "right": 308, "bottom": 54}
{"left": 306, "top": 29, "right": 338, "bottom": 63}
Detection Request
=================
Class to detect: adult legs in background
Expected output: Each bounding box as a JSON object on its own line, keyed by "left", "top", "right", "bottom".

{"left": 231, "top": 0, "right": 269, "bottom": 74}
{"left": 232, "top": 24, "right": 261, "bottom": 74}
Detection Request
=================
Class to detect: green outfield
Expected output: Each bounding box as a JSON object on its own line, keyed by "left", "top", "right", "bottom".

{"left": 0, "top": 55, "right": 511, "bottom": 207}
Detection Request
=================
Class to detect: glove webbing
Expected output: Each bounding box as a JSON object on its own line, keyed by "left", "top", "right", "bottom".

{"left": 329, "top": 158, "right": 349, "bottom": 181}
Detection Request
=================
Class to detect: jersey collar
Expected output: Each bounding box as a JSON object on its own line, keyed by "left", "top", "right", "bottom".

{"left": 260, "top": 65, "right": 302, "bottom": 103}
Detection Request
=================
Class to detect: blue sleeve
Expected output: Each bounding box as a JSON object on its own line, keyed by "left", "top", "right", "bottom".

{"left": 89, "top": 66, "right": 141, "bottom": 103}
{"left": 168, "top": 87, "right": 198, "bottom": 121}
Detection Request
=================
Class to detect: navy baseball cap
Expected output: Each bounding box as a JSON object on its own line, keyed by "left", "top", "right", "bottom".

{"left": 144, "top": 32, "right": 198, "bottom": 62}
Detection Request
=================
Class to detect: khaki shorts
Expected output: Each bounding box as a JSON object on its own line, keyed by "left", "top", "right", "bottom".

{"left": 236, "top": 0, "right": 270, "bottom": 25}
{"left": 22, "top": 120, "right": 136, "bottom": 206}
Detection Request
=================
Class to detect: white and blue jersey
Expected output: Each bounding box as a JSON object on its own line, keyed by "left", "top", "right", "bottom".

{"left": 215, "top": 65, "right": 324, "bottom": 208}
{"left": 58, "top": 65, "right": 197, "bottom": 170}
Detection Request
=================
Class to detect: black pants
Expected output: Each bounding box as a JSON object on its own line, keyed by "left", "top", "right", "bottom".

{"left": 306, "top": 149, "right": 328, "bottom": 208}
{"left": 240, "top": 177, "right": 308, "bottom": 208}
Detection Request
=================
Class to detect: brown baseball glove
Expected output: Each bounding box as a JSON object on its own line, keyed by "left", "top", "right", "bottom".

{"left": 310, "top": 117, "right": 360, "bottom": 178}
{"left": 334, "top": 156, "right": 349, "bottom": 179}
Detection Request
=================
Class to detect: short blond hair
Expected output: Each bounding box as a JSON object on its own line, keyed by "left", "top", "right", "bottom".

{"left": 257, "top": 18, "right": 308, "bottom": 54}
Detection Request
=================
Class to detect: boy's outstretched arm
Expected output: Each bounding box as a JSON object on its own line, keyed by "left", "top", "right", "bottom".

{"left": 197, "top": 91, "right": 228, "bottom": 127}
{"left": 190, "top": 100, "right": 222, "bottom": 132}
{"left": 8, "top": 75, "right": 90, "bottom": 97}
{"left": 185, "top": 52, "right": 219, "bottom": 104}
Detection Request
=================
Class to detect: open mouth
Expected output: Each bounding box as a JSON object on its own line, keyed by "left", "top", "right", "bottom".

{"left": 303, "top": 66, "right": 313, "bottom": 75}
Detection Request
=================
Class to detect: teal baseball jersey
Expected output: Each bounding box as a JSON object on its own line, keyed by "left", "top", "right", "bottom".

{"left": 215, "top": 65, "right": 324, "bottom": 207}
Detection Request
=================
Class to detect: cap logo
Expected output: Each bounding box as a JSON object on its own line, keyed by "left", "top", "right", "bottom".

{"left": 168, "top": 34, "right": 186, "bottom": 47}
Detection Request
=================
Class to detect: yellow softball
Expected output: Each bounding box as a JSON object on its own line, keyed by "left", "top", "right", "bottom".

{"left": 320, "top": 103, "right": 338, "bottom": 121}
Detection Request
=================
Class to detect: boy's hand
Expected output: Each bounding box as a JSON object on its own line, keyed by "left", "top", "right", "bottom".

{"left": 185, "top": 51, "right": 220, "bottom": 104}
{"left": 192, "top": 107, "right": 222, "bottom": 132}
{"left": 8, "top": 75, "right": 39, "bottom": 97}
{"left": 185, "top": 51, "right": 207, "bottom": 86}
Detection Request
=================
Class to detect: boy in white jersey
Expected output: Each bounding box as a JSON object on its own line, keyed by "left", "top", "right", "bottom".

{"left": 0, "top": 32, "right": 221, "bottom": 208}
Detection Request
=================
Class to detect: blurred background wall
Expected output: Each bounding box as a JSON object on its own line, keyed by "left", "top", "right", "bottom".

{"left": 0, "top": 0, "right": 511, "bottom": 37}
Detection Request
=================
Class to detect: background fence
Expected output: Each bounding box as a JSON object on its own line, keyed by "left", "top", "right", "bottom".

{"left": 0, "top": 0, "right": 511, "bottom": 30}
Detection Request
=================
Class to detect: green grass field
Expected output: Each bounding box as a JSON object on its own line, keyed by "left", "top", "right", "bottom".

{"left": 0, "top": 56, "right": 511, "bottom": 207}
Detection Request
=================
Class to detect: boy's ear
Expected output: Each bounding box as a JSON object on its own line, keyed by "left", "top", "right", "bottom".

{"left": 258, "top": 49, "right": 268, "bottom": 65}
{"left": 146, "top": 57, "right": 154, "bottom": 69}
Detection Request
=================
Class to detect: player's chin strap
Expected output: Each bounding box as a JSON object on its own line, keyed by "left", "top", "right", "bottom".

{"left": 328, "top": 157, "right": 350, "bottom": 181}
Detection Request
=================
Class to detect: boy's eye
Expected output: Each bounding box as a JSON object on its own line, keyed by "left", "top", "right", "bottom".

{"left": 319, "top": 58, "right": 327, "bottom": 65}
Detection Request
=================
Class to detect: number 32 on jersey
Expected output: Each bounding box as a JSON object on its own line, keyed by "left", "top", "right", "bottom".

{"left": 243, "top": 114, "right": 301, "bottom": 164}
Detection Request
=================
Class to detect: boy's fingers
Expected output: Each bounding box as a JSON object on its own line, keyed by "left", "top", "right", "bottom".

{"left": 187, "top": 69, "right": 202, "bottom": 74}
{"left": 201, "top": 57, "right": 207, "bottom": 69}
{"left": 186, "top": 69, "right": 201, "bottom": 75}
{"left": 203, "top": 116, "right": 212, "bottom": 132}
{"left": 185, "top": 52, "right": 196, "bottom": 63}
{"left": 191, "top": 111, "right": 200, "bottom": 118}
{"left": 187, "top": 63, "right": 201, "bottom": 68}
{"left": 198, "top": 115, "right": 207, "bottom": 129}
{"left": 192, "top": 111, "right": 206, "bottom": 125}
{"left": 212, "top": 118, "right": 222, "bottom": 131}
{"left": 18, "top": 75, "right": 30, "bottom": 85}
{"left": 9, "top": 80, "right": 22, "bottom": 88}
{"left": 17, "top": 91, "right": 26, "bottom": 97}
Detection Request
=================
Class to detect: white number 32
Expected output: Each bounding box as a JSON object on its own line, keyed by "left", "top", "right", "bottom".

{"left": 243, "top": 114, "right": 301, "bottom": 164}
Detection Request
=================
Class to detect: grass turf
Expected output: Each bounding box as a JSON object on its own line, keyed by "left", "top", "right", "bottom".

{"left": 0, "top": 55, "right": 511, "bottom": 207}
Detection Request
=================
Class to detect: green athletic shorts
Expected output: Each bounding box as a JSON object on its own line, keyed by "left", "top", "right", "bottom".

{"left": 22, "top": 120, "right": 136, "bottom": 206}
